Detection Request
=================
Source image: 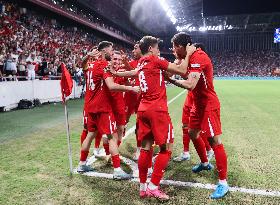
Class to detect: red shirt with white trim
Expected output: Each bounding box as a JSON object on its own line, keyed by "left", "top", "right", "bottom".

{"left": 110, "top": 67, "right": 126, "bottom": 113}
{"left": 128, "top": 59, "right": 140, "bottom": 86}
{"left": 137, "top": 55, "right": 169, "bottom": 112}
{"left": 188, "top": 48, "right": 220, "bottom": 110}
{"left": 84, "top": 59, "right": 113, "bottom": 113}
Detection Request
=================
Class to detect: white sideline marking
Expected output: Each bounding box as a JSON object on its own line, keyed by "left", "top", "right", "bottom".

{"left": 74, "top": 168, "right": 280, "bottom": 197}
{"left": 123, "top": 90, "right": 186, "bottom": 140}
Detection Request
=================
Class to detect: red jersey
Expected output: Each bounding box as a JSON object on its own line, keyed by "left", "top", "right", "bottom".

{"left": 110, "top": 67, "right": 126, "bottom": 113}
{"left": 137, "top": 55, "right": 169, "bottom": 112}
{"left": 84, "top": 59, "right": 113, "bottom": 113}
{"left": 188, "top": 49, "right": 220, "bottom": 110}
{"left": 183, "top": 91, "right": 194, "bottom": 108}
{"left": 128, "top": 59, "right": 140, "bottom": 86}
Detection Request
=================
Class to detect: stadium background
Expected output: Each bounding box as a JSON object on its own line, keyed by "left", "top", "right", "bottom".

{"left": 0, "top": 0, "right": 280, "bottom": 204}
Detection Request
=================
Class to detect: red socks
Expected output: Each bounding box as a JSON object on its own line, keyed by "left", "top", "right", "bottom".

{"left": 182, "top": 127, "right": 190, "bottom": 152}
{"left": 201, "top": 133, "right": 212, "bottom": 152}
{"left": 112, "top": 154, "right": 121, "bottom": 168}
{"left": 94, "top": 132, "right": 102, "bottom": 148}
{"left": 150, "top": 150, "right": 171, "bottom": 186}
{"left": 192, "top": 137, "right": 208, "bottom": 163}
{"left": 80, "top": 129, "right": 88, "bottom": 145}
{"left": 136, "top": 122, "right": 142, "bottom": 147}
{"left": 103, "top": 142, "right": 110, "bottom": 155}
{"left": 80, "top": 150, "right": 89, "bottom": 162}
{"left": 138, "top": 149, "right": 150, "bottom": 183}
{"left": 212, "top": 144, "right": 227, "bottom": 180}
{"left": 148, "top": 147, "right": 154, "bottom": 168}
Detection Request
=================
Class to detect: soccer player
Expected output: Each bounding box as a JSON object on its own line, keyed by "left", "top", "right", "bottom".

{"left": 170, "top": 32, "right": 229, "bottom": 199}
{"left": 172, "top": 45, "right": 214, "bottom": 162}
{"left": 79, "top": 50, "right": 105, "bottom": 159}
{"left": 136, "top": 36, "right": 196, "bottom": 201}
{"left": 77, "top": 41, "right": 140, "bottom": 180}
{"left": 111, "top": 51, "right": 127, "bottom": 144}
{"left": 123, "top": 43, "right": 142, "bottom": 160}
{"left": 100, "top": 51, "right": 127, "bottom": 162}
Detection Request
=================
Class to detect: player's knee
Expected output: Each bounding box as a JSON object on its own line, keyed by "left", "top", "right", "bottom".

{"left": 106, "top": 134, "right": 114, "bottom": 140}
{"left": 208, "top": 135, "right": 221, "bottom": 146}
{"left": 159, "top": 144, "right": 167, "bottom": 152}
{"left": 141, "top": 139, "right": 152, "bottom": 150}
{"left": 188, "top": 129, "right": 198, "bottom": 140}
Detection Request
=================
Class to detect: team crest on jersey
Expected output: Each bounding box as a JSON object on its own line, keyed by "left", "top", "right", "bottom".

{"left": 191, "top": 63, "right": 200, "bottom": 68}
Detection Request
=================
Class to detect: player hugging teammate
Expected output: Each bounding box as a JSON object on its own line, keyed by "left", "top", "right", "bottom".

{"left": 77, "top": 33, "right": 229, "bottom": 201}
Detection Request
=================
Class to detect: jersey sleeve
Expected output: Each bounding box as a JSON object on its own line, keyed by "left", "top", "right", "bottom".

{"left": 103, "top": 68, "right": 113, "bottom": 79}
{"left": 189, "top": 52, "right": 203, "bottom": 73}
{"left": 156, "top": 57, "right": 169, "bottom": 71}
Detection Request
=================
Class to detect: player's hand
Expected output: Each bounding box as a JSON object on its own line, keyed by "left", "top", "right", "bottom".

{"left": 131, "top": 86, "right": 140, "bottom": 93}
{"left": 186, "top": 43, "right": 196, "bottom": 56}
{"left": 163, "top": 71, "right": 173, "bottom": 80}
{"left": 120, "top": 50, "right": 129, "bottom": 62}
{"left": 88, "top": 47, "right": 100, "bottom": 59}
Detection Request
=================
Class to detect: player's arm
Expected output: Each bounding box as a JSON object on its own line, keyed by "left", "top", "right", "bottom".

{"left": 169, "top": 72, "right": 200, "bottom": 91}
{"left": 105, "top": 76, "right": 140, "bottom": 93}
{"left": 164, "top": 73, "right": 187, "bottom": 89}
{"left": 111, "top": 68, "right": 139, "bottom": 77}
{"left": 166, "top": 44, "right": 196, "bottom": 76}
{"left": 82, "top": 48, "right": 100, "bottom": 70}
{"left": 81, "top": 55, "right": 90, "bottom": 71}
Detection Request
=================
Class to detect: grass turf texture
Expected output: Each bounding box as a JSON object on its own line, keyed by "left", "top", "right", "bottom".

{"left": 0, "top": 80, "right": 279, "bottom": 205}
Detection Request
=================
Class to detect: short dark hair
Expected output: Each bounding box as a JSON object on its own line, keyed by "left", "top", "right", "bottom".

{"left": 97, "top": 41, "right": 113, "bottom": 51}
{"left": 139, "top": 36, "right": 161, "bottom": 55}
{"left": 193, "top": 43, "right": 206, "bottom": 52}
{"left": 171, "top": 32, "right": 192, "bottom": 47}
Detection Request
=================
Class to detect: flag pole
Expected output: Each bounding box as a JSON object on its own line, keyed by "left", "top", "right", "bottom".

{"left": 64, "top": 97, "right": 73, "bottom": 175}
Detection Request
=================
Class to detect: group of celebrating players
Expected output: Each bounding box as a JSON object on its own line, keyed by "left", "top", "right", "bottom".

{"left": 76, "top": 32, "right": 229, "bottom": 201}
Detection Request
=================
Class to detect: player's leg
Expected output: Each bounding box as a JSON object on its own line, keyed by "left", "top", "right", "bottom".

{"left": 173, "top": 123, "right": 191, "bottom": 162}
{"left": 189, "top": 128, "right": 213, "bottom": 173}
{"left": 107, "top": 132, "right": 131, "bottom": 180}
{"left": 137, "top": 111, "right": 155, "bottom": 198}
{"left": 93, "top": 132, "right": 105, "bottom": 157}
{"left": 201, "top": 132, "right": 214, "bottom": 161}
{"left": 117, "top": 125, "right": 124, "bottom": 146}
{"left": 204, "top": 109, "right": 228, "bottom": 199}
{"left": 77, "top": 112, "right": 97, "bottom": 172}
{"left": 99, "top": 112, "right": 131, "bottom": 180}
{"left": 115, "top": 112, "right": 126, "bottom": 147}
{"left": 208, "top": 135, "right": 228, "bottom": 199}
{"left": 77, "top": 131, "right": 97, "bottom": 172}
{"left": 174, "top": 104, "right": 191, "bottom": 162}
{"left": 133, "top": 118, "right": 142, "bottom": 160}
{"left": 145, "top": 112, "right": 173, "bottom": 201}
{"left": 80, "top": 129, "right": 88, "bottom": 145}
{"left": 80, "top": 110, "right": 88, "bottom": 145}
{"left": 138, "top": 137, "right": 153, "bottom": 198}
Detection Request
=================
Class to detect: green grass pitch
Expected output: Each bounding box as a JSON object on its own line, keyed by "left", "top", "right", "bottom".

{"left": 0, "top": 80, "right": 279, "bottom": 204}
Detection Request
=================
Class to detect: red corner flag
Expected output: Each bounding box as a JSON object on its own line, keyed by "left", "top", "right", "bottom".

{"left": 60, "top": 63, "right": 73, "bottom": 102}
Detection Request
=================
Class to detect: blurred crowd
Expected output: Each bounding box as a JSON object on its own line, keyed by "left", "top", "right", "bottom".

{"left": 44, "top": 0, "right": 136, "bottom": 42}
{"left": 212, "top": 51, "right": 280, "bottom": 77}
{"left": 0, "top": 1, "right": 279, "bottom": 82}
{"left": 0, "top": 1, "right": 132, "bottom": 81}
